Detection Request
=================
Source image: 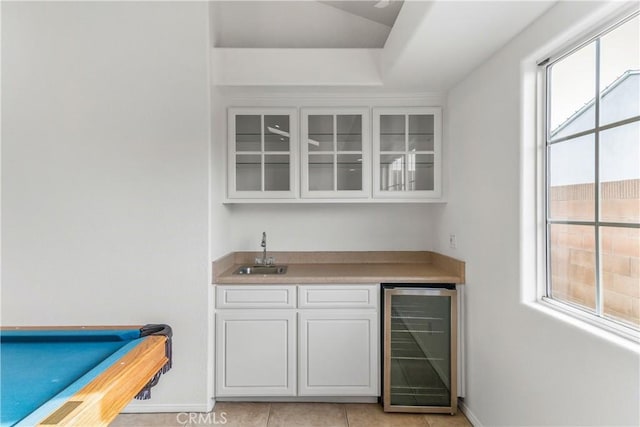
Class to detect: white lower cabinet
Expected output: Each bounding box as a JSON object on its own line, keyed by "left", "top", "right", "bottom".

{"left": 215, "top": 284, "right": 379, "bottom": 398}
{"left": 298, "top": 310, "right": 378, "bottom": 396}
{"left": 216, "top": 310, "right": 296, "bottom": 396}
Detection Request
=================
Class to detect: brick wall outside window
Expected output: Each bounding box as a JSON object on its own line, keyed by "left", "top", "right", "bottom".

{"left": 549, "top": 178, "right": 640, "bottom": 327}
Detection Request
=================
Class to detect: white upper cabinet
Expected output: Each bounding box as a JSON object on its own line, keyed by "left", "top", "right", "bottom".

{"left": 373, "top": 107, "right": 442, "bottom": 199}
{"left": 226, "top": 105, "right": 444, "bottom": 202}
{"left": 301, "top": 108, "right": 370, "bottom": 199}
{"left": 227, "top": 108, "right": 298, "bottom": 199}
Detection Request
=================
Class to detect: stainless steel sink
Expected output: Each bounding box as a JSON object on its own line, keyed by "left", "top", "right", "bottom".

{"left": 233, "top": 265, "right": 288, "bottom": 275}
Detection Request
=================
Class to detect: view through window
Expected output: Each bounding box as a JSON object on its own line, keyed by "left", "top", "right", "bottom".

{"left": 545, "top": 12, "right": 639, "bottom": 331}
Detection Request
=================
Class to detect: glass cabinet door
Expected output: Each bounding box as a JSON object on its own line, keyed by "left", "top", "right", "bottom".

{"left": 373, "top": 107, "right": 442, "bottom": 199}
{"left": 301, "top": 108, "right": 370, "bottom": 198}
{"left": 228, "top": 108, "right": 297, "bottom": 199}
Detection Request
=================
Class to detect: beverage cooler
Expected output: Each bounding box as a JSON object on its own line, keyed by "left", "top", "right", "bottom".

{"left": 381, "top": 284, "right": 457, "bottom": 414}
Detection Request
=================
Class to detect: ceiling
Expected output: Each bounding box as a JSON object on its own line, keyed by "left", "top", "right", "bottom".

{"left": 211, "top": 0, "right": 557, "bottom": 91}
{"left": 382, "top": 1, "right": 557, "bottom": 90}
{"left": 212, "top": 1, "right": 404, "bottom": 48}
{"left": 318, "top": 1, "right": 404, "bottom": 27}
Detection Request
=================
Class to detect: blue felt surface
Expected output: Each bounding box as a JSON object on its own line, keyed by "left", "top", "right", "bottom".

{"left": 0, "top": 329, "right": 140, "bottom": 342}
{"left": 0, "top": 329, "right": 140, "bottom": 427}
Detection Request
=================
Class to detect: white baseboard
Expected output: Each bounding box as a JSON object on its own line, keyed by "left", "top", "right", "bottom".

{"left": 459, "top": 399, "right": 482, "bottom": 427}
{"left": 121, "top": 403, "right": 211, "bottom": 414}
{"left": 214, "top": 396, "right": 378, "bottom": 403}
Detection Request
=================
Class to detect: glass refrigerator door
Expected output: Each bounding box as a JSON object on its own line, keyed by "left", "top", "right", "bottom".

{"left": 384, "top": 288, "right": 457, "bottom": 413}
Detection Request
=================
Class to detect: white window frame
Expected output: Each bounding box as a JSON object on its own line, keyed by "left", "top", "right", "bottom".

{"left": 538, "top": 10, "right": 640, "bottom": 341}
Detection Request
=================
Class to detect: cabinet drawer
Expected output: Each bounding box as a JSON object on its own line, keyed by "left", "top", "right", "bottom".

{"left": 216, "top": 285, "right": 296, "bottom": 309}
{"left": 298, "top": 285, "right": 378, "bottom": 309}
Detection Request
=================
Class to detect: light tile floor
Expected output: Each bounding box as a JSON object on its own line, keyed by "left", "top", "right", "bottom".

{"left": 111, "top": 402, "right": 472, "bottom": 427}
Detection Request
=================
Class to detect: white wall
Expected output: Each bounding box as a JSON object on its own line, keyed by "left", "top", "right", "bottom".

{"left": 213, "top": 49, "right": 382, "bottom": 87}
{"left": 225, "top": 204, "right": 436, "bottom": 252}
{"left": 212, "top": 90, "right": 445, "bottom": 252}
{"left": 433, "top": 1, "right": 640, "bottom": 425}
{"left": 1, "top": 1, "right": 212, "bottom": 412}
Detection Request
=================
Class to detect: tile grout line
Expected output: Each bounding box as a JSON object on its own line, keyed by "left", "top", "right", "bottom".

{"left": 343, "top": 403, "right": 349, "bottom": 427}
{"left": 265, "top": 403, "right": 272, "bottom": 427}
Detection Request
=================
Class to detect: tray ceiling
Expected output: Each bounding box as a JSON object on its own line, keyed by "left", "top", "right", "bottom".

{"left": 211, "top": 0, "right": 557, "bottom": 91}
{"left": 212, "top": 1, "right": 404, "bottom": 48}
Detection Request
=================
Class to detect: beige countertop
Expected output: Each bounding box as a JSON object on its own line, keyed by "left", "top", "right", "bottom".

{"left": 213, "top": 251, "right": 465, "bottom": 285}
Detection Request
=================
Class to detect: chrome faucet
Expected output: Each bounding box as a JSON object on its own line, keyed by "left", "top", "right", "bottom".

{"left": 256, "top": 231, "right": 274, "bottom": 266}
{"left": 261, "top": 232, "right": 267, "bottom": 264}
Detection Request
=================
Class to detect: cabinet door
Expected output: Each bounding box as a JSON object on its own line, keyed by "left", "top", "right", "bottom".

{"left": 301, "top": 108, "right": 370, "bottom": 199}
{"left": 216, "top": 310, "right": 296, "bottom": 396}
{"left": 298, "top": 310, "right": 378, "bottom": 396}
{"left": 228, "top": 108, "right": 298, "bottom": 199}
{"left": 373, "top": 107, "right": 442, "bottom": 199}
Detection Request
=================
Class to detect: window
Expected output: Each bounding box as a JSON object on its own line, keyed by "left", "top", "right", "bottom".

{"left": 543, "top": 12, "right": 639, "bottom": 333}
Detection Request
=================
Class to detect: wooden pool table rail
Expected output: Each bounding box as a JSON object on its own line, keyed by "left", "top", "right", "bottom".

{"left": 1, "top": 325, "right": 172, "bottom": 426}
{"left": 38, "top": 334, "right": 168, "bottom": 426}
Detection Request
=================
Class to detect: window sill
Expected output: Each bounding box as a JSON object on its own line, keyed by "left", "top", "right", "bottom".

{"left": 526, "top": 298, "right": 640, "bottom": 352}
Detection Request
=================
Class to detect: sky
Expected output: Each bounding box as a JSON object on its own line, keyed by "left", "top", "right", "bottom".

{"left": 548, "top": 13, "right": 639, "bottom": 186}
{"left": 549, "top": 14, "right": 639, "bottom": 130}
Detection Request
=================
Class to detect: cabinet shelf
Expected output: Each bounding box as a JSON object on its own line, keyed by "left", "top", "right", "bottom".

{"left": 308, "top": 151, "right": 363, "bottom": 154}
{"left": 237, "top": 162, "right": 291, "bottom": 165}
{"left": 380, "top": 162, "right": 434, "bottom": 166}
{"left": 308, "top": 133, "right": 363, "bottom": 136}
{"left": 381, "top": 133, "right": 434, "bottom": 135}
{"left": 391, "top": 357, "right": 446, "bottom": 361}
{"left": 309, "top": 163, "right": 363, "bottom": 166}
{"left": 380, "top": 152, "right": 435, "bottom": 156}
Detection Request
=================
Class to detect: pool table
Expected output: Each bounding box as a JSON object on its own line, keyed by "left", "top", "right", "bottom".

{"left": 0, "top": 324, "right": 172, "bottom": 427}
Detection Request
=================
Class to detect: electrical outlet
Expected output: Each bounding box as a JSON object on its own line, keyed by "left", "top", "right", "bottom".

{"left": 449, "top": 234, "right": 457, "bottom": 249}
